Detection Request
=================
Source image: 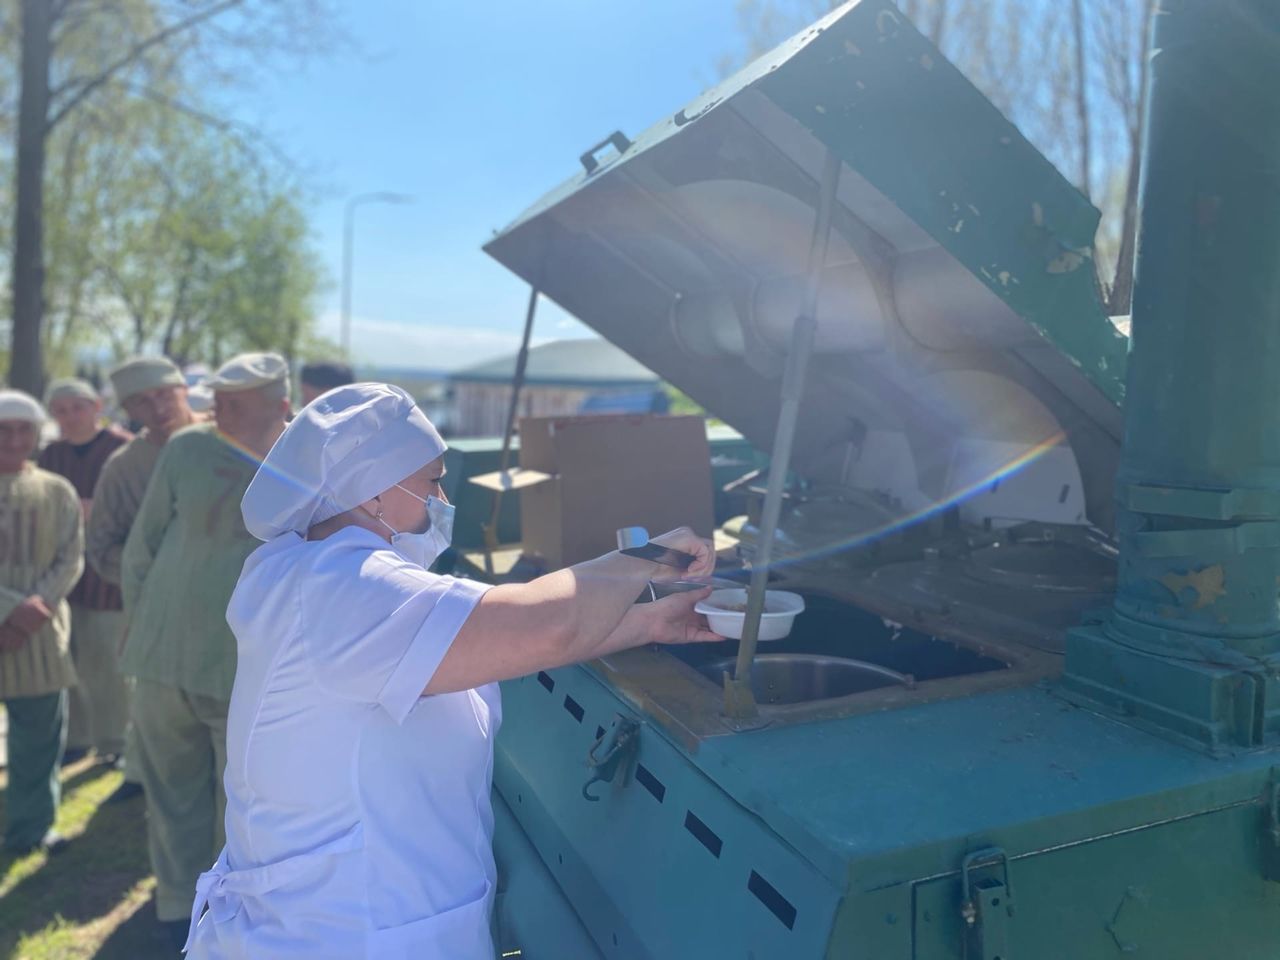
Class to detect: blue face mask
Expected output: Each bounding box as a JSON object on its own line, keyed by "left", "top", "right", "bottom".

{"left": 377, "top": 484, "right": 454, "bottom": 569}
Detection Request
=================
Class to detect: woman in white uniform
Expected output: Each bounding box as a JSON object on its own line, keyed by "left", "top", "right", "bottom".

{"left": 183, "top": 383, "right": 719, "bottom": 959}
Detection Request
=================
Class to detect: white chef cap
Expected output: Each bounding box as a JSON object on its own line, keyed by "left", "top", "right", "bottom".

{"left": 0, "top": 390, "right": 47, "bottom": 424}
{"left": 241, "top": 382, "right": 446, "bottom": 541}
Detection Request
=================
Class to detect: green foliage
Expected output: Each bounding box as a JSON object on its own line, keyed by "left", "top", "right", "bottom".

{"left": 0, "top": 0, "right": 335, "bottom": 379}
{"left": 664, "top": 384, "right": 723, "bottom": 426}
{"left": 665, "top": 384, "right": 706, "bottom": 417}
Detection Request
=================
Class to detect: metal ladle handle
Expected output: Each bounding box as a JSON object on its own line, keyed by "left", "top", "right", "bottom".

{"left": 616, "top": 526, "right": 695, "bottom": 571}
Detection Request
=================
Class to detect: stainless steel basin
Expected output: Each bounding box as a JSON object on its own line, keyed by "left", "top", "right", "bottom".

{"left": 696, "top": 654, "right": 914, "bottom": 705}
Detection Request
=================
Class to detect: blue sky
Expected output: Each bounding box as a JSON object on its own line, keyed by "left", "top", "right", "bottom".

{"left": 230, "top": 1, "right": 748, "bottom": 371}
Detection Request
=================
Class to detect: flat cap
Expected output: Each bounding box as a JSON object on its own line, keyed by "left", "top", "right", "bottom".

{"left": 110, "top": 357, "right": 185, "bottom": 402}
{"left": 44, "top": 377, "right": 99, "bottom": 405}
{"left": 205, "top": 352, "right": 289, "bottom": 393}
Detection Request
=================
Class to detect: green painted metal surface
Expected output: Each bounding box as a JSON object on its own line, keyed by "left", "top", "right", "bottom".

{"left": 1063, "top": 0, "right": 1280, "bottom": 754}
{"left": 483, "top": 1, "right": 1280, "bottom": 957}
{"left": 484, "top": 0, "right": 1127, "bottom": 534}
{"left": 495, "top": 667, "right": 842, "bottom": 959}
{"left": 442, "top": 438, "right": 523, "bottom": 550}
{"left": 750, "top": 2, "right": 1127, "bottom": 406}
{"left": 706, "top": 425, "right": 768, "bottom": 526}
{"left": 495, "top": 669, "right": 1280, "bottom": 958}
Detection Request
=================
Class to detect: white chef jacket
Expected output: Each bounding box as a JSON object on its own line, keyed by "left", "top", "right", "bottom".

{"left": 184, "top": 526, "right": 498, "bottom": 959}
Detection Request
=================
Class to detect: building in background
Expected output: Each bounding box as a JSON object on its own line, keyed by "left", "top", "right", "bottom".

{"left": 358, "top": 364, "right": 451, "bottom": 429}
{"left": 447, "top": 338, "right": 663, "bottom": 437}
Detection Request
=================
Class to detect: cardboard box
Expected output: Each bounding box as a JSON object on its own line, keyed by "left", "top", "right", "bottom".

{"left": 470, "top": 415, "right": 714, "bottom": 569}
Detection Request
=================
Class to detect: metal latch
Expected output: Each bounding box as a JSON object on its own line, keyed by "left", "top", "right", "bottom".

{"left": 1263, "top": 776, "right": 1280, "bottom": 882}
{"left": 582, "top": 715, "right": 640, "bottom": 802}
{"left": 961, "top": 847, "right": 1014, "bottom": 960}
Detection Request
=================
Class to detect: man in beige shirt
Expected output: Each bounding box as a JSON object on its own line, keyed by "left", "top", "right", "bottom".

{"left": 85, "top": 357, "right": 198, "bottom": 804}
{"left": 0, "top": 391, "right": 83, "bottom": 855}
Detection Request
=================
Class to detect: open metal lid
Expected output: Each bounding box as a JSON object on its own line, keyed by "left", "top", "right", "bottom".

{"left": 484, "top": 0, "right": 1128, "bottom": 533}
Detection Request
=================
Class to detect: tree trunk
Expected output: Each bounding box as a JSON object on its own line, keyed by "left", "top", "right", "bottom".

{"left": 9, "top": 0, "right": 52, "bottom": 396}
{"left": 1105, "top": 0, "right": 1156, "bottom": 317}
{"left": 1070, "top": 0, "right": 1091, "bottom": 199}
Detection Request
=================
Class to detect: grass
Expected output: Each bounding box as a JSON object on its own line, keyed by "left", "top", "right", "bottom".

{"left": 0, "top": 756, "right": 175, "bottom": 960}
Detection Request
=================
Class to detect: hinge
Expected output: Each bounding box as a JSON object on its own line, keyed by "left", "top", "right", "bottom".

{"left": 581, "top": 714, "right": 640, "bottom": 802}
{"left": 961, "top": 847, "right": 1014, "bottom": 960}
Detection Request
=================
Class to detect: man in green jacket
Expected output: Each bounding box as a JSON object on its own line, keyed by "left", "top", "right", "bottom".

{"left": 121, "top": 352, "right": 288, "bottom": 947}
{"left": 86, "top": 356, "right": 199, "bottom": 805}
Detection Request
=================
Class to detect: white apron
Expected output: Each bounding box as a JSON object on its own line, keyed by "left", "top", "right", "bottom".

{"left": 184, "top": 528, "right": 498, "bottom": 959}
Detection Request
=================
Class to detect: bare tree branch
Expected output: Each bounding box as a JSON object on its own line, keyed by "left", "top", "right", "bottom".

{"left": 47, "top": 0, "right": 245, "bottom": 131}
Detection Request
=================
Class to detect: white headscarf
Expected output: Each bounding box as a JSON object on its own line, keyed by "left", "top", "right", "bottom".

{"left": 241, "top": 383, "right": 446, "bottom": 541}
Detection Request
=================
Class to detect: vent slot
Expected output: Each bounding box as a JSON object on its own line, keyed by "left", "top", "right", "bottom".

{"left": 563, "top": 695, "right": 585, "bottom": 723}
{"left": 748, "top": 870, "right": 796, "bottom": 930}
{"left": 635, "top": 764, "right": 666, "bottom": 803}
{"left": 537, "top": 671, "right": 555, "bottom": 693}
{"left": 684, "top": 811, "right": 723, "bottom": 858}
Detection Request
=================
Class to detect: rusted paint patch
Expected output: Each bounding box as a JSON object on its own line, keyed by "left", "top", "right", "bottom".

{"left": 1047, "top": 248, "right": 1091, "bottom": 274}
{"left": 876, "top": 9, "right": 901, "bottom": 37}
{"left": 919, "top": 53, "right": 935, "bottom": 70}
{"left": 1161, "top": 565, "right": 1227, "bottom": 609}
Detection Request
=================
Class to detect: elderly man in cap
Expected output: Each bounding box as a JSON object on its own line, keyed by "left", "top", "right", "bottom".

{"left": 36, "top": 378, "right": 132, "bottom": 768}
{"left": 120, "top": 351, "right": 289, "bottom": 946}
{"left": 0, "top": 390, "right": 84, "bottom": 855}
{"left": 86, "top": 356, "right": 199, "bottom": 805}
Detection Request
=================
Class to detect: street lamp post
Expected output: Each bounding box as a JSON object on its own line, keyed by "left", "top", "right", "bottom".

{"left": 340, "top": 191, "right": 414, "bottom": 356}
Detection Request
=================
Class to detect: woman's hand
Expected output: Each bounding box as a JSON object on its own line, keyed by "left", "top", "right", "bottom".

{"left": 649, "top": 527, "right": 716, "bottom": 580}
{"left": 633, "top": 588, "right": 723, "bottom": 646}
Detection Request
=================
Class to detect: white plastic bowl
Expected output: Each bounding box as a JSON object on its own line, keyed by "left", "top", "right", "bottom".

{"left": 694, "top": 588, "right": 805, "bottom": 641}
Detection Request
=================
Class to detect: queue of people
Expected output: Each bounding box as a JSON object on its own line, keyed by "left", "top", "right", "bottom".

{"left": 0, "top": 352, "right": 352, "bottom": 948}
{"left": 2, "top": 356, "right": 718, "bottom": 959}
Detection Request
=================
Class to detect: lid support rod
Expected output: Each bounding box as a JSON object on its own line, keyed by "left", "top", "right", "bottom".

{"left": 482, "top": 285, "right": 539, "bottom": 577}
{"left": 724, "top": 148, "right": 842, "bottom": 721}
